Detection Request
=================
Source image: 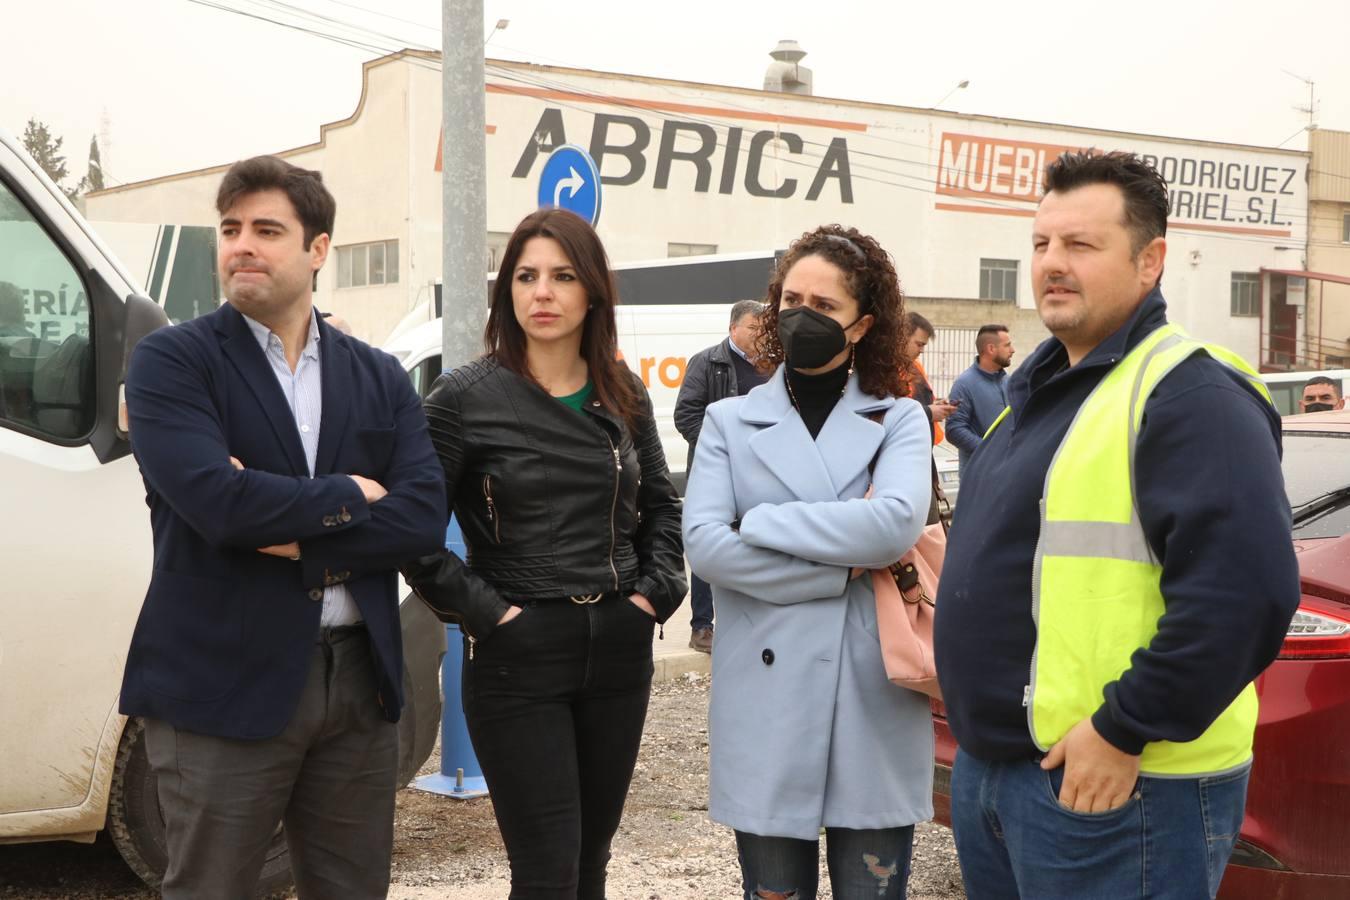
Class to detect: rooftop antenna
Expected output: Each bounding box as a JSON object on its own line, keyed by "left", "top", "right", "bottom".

{"left": 1277, "top": 69, "right": 1317, "bottom": 147}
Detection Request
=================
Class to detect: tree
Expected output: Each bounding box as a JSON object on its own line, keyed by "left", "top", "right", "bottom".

{"left": 84, "top": 135, "right": 104, "bottom": 193}
{"left": 22, "top": 118, "right": 70, "bottom": 189}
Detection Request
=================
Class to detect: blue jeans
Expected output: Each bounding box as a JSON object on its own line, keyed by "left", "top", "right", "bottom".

{"left": 689, "top": 571, "right": 714, "bottom": 630}
{"left": 951, "top": 748, "right": 1249, "bottom": 899}
{"left": 735, "top": 826, "right": 914, "bottom": 900}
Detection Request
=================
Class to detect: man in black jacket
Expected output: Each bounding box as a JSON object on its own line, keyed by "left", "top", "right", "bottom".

{"left": 674, "top": 299, "right": 765, "bottom": 651}
{"left": 935, "top": 151, "right": 1299, "bottom": 898}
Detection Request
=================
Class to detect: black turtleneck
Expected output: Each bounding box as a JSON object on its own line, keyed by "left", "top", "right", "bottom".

{"left": 787, "top": 362, "right": 850, "bottom": 440}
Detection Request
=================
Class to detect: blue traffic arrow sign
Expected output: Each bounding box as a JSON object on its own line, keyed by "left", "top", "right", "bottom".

{"left": 537, "top": 144, "right": 602, "bottom": 226}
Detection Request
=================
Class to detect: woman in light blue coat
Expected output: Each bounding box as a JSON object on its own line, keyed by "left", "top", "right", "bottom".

{"left": 684, "top": 226, "right": 934, "bottom": 900}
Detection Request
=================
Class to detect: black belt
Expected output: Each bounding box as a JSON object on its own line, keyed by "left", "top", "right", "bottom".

{"left": 514, "top": 591, "right": 626, "bottom": 606}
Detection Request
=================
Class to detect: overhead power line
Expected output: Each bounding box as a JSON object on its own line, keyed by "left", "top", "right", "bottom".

{"left": 176, "top": 0, "right": 1315, "bottom": 249}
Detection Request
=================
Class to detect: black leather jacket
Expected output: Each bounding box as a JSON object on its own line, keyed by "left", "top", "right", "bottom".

{"left": 402, "top": 358, "right": 686, "bottom": 639}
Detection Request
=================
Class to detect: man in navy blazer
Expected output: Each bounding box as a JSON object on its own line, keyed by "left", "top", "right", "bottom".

{"left": 121, "top": 156, "right": 446, "bottom": 898}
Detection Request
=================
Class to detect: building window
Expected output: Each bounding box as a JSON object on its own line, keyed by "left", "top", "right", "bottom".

{"left": 336, "top": 240, "right": 399, "bottom": 288}
{"left": 1342, "top": 212, "right": 1350, "bottom": 243}
{"left": 667, "top": 242, "right": 717, "bottom": 258}
{"left": 979, "top": 258, "right": 1018, "bottom": 302}
{"left": 1231, "top": 272, "right": 1260, "bottom": 317}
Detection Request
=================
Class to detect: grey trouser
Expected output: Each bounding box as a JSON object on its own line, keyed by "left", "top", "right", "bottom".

{"left": 143, "top": 627, "right": 399, "bottom": 899}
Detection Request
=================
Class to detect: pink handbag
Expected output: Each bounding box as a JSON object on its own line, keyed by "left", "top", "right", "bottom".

{"left": 864, "top": 409, "right": 946, "bottom": 699}
{"left": 872, "top": 523, "right": 945, "bottom": 699}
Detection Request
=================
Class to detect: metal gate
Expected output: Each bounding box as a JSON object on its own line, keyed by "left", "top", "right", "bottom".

{"left": 923, "top": 327, "right": 978, "bottom": 399}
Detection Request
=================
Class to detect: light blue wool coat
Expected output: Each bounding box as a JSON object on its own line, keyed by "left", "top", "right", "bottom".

{"left": 683, "top": 367, "right": 935, "bottom": 841}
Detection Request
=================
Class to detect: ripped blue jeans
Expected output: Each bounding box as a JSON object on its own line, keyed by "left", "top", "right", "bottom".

{"left": 735, "top": 826, "right": 915, "bottom": 900}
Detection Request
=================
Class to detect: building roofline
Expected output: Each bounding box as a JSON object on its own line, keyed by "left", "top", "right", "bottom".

{"left": 87, "top": 46, "right": 1309, "bottom": 199}
{"left": 482, "top": 57, "right": 1310, "bottom": 158}
{"left": 85, "top": 49, "right": 435, "bottom": 199}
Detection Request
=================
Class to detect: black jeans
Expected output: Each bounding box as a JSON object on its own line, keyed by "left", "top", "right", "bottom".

{"left": 735, "top": 826, "right": 915, "bottom": 900}
{"left": 463, "top": 594, "right": 655, "bottom": 900}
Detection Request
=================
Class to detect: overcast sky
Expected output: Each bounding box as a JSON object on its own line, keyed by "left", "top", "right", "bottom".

{"left": 4, "top": 0, "right": 1349, "bottom": 188}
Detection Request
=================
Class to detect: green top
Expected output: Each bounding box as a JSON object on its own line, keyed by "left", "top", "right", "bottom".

{"left": 555, "top": 380, "right": 594, "bottom": 412}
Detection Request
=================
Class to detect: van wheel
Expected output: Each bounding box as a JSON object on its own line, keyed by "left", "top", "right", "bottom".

{"left": 106, "top": 717, "right": 294, "bottom": 895}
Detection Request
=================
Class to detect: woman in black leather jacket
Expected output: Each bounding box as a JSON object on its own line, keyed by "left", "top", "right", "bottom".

{"left": 403, "top": 208, "right": 686, "bottom": 899}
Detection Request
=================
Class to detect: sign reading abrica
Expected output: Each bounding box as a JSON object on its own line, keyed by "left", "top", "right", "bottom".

{"left": 537, "top": 144, "right": 602, "bottom": 226}
{"left": 514, "top": 108, "right": 855, "bottom": 204}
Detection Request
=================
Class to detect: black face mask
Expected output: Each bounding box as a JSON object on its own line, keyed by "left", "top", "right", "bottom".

{"left": 778, "top": 306, "right": 860, "bottom": 369}
{"left": 1303, "top": 402, "right": 1335, "bottom": 413}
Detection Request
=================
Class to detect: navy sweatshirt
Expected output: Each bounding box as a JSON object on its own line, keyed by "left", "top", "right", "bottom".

{"left": 945, "top": 361, "right": 1008, "bottom": 470}
{"left": 934, "top": 289, "right": 1300, "bottom": 761}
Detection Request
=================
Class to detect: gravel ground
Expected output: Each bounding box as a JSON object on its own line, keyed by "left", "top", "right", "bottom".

{"left": 0, "top": 674, "right": 965, "bottom": 899}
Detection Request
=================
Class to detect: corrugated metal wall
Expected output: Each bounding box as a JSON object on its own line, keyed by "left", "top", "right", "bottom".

{"left": 1310, "top": 131, "right": 1350, "bottom": 203}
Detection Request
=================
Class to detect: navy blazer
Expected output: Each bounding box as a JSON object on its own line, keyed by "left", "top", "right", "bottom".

{"left": 120, "top": 303, "right": 446, "bottom": 740}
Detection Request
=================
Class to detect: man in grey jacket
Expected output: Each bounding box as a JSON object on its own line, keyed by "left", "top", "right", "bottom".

{"left": 946, "top": 324, "right": 1014, "bottom": 470}
{"left": 674, "top": 299, "right": 765, "bottom": 651}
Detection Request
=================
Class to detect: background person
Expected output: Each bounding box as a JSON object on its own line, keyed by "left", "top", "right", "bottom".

{"left": 684, "top": 225, "right": 932, "bottom": 900}
{"left": 674, "top": 298, "right": 766, "bottom": 652}
{"left": 1300, "top": 374, "right": 1344, "bottom": 412}
{"left": 121, "top": 156, "right": 447, "bottom": 899}
{"left": 0, "top": 281, "right": 33, "bottom": 337}
{"left": 901, "top": 310, "right": 955, "bottom": 443}
{"left": 403, "top": 208, "right": 686, "bottom": 900}
{"left": 945, "top": 324, "right": 1013, "bottom": 470}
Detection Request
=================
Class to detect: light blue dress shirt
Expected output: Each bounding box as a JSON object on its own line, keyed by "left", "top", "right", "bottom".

{"left": 243, "top": 310, "right": 361, "bottom": 626}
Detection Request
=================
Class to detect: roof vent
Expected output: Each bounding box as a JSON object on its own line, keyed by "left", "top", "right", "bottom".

{"left": 763, "top": 40, "right": 812, "bottom": 96}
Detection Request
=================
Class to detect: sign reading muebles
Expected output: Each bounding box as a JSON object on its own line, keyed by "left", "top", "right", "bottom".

{"left": 935, "top": 131, "right": 1303, "bottom": 236}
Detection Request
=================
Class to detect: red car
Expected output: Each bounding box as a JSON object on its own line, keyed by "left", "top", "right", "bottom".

{"left": 932, "top": 408, "right": 1350, "bottom": 899}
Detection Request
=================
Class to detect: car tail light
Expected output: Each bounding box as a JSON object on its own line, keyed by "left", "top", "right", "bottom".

{"left": 1278, "top": 606, "right": 1350, "bottom": 659}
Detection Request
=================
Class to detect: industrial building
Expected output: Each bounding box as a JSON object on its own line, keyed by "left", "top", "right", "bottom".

{"left": 86, "top": 45, "right": 1321, "bottom": 374}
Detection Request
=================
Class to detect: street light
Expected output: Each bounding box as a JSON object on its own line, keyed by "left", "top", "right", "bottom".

{"left": 484, "top": 18, "right": 509, "bottom": 46}
{"left": 931, "top": 79, "right": 969, "bottom": 109}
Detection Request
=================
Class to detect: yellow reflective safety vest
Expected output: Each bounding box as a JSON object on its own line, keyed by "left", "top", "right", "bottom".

{"left": 984, "top": 323, "right": 1273, "bottom": 776}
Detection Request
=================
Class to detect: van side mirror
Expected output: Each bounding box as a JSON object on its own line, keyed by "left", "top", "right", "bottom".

{"left": 116, "top": 294, "right": 170, "bottom": 439}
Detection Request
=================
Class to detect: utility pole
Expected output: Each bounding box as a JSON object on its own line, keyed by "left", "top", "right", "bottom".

{"left": 441, "top": 0, "right": 488, "bottom": 370}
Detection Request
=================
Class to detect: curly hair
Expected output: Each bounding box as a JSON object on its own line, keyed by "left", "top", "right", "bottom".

{"left": 754, "top": 224, "right": 910, "bottom": 399}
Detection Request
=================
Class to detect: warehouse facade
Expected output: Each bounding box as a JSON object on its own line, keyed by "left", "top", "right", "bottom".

{"left": 86, "top": 48, "right": 1313, "bottom": 362}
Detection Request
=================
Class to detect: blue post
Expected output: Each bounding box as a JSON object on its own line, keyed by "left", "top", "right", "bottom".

{"left": 412, "top": 516, "right": 489, "bottom": 799}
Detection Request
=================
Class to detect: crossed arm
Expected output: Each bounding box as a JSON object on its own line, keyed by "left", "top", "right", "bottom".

{"left": 683, "top": 402, "right": 930, "bottom": 603}
{"left": 127, "top": 334, "right": 445, "bottom": 587}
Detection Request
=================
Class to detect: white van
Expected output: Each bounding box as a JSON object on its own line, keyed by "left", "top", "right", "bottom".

{"left": 1262, "top": 369, "right": 1350, "bottom": 416}
{"left": 0, "top": 128, "right": 445, "bottom": 893}
{"left": 384, "top": 251, "right": 782, "bottom": 486}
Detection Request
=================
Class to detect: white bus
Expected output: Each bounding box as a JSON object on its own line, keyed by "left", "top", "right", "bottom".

{"left": 385, "top": 250, "right": 782, "bottom": 487}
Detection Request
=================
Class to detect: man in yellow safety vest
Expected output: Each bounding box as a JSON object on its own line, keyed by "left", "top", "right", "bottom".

{"left": 934, "top": 150, "right": 1300, "bottom": 899}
